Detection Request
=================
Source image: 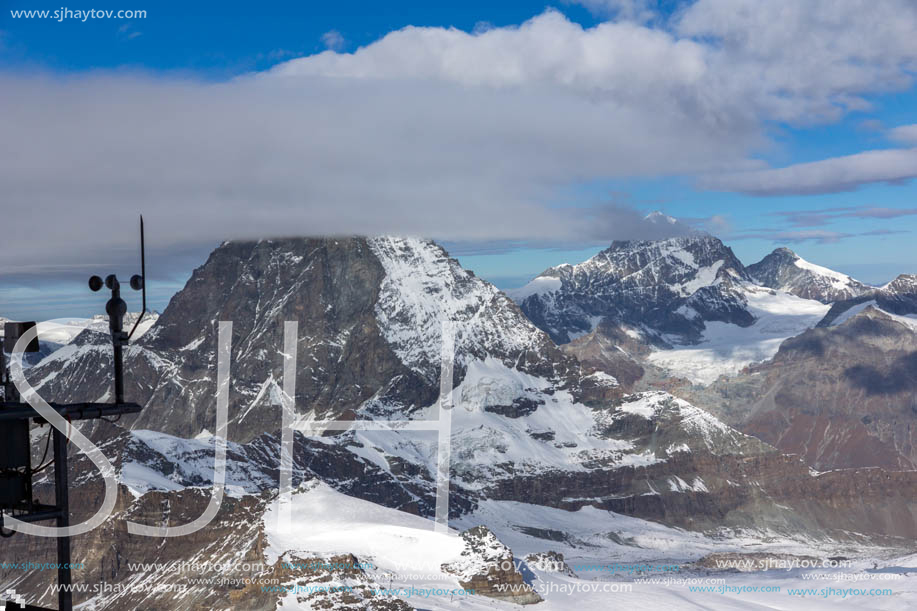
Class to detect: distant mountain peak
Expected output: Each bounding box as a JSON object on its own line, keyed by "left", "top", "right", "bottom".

{"left": 885, "top": 273, "right": 917, "bottom": 292}
{"left": 747, "top": 247, "right": 870, "bottom": 304}
{"left": 605, "top": 232, "right": 725, "bottom": 253}
{"left": 513, "top": 233, "right": 753, "bottom": 345}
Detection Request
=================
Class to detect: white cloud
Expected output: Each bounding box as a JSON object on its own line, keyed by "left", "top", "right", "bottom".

{"left": 321, "top": 29, "right": 345, "bottom": 51}
{"left": 701, "top": 148, "right": 917, "bottom": 195}
{"left": 4, "top": 5, "right": 917, "bottom": 276}
{"left": 889, "top": 124, "right": 917, "bottom": 145}
{"left": 677, "top": 0, "right": 917, "bottom": 122}
{"left": 276, "top": 11, "right": 710, "bottom": 95}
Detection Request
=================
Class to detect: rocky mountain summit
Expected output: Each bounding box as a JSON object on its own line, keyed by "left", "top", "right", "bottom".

{"left": 747, "top": 247, "right": 872, "bottom": 303}
{"left": 512, "top": 234, "right": 753, "bottom": 346}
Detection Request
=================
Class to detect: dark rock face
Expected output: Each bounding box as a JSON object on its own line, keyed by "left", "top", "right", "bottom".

{"left": 514, "top": 235, "right": 753, "bottom": 346}
{"left": 747, "top": 247, "right": 871, "bottom": 303}
{"left": 561, "top": 319, "right": 647, "bottom": 390}
{"left": 148, "top": 238, "right": 424, "bottom": 432}
{"left": 678, "top": 308, "right": 917, "bottom": 471}
{"left": 483, "top": 397, "right": 542, "bottom": 418}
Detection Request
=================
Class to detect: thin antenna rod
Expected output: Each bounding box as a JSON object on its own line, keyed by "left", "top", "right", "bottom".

{"left": 128, "top": 215, "right": 147, "bottom": 339}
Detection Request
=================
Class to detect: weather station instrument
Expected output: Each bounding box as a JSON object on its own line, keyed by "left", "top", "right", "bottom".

{"left": 0, "top": 218, "right": 149, "bottom": 611}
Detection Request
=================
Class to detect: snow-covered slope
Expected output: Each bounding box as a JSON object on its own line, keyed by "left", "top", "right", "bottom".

{"left": 368, "top": 236, "right": 561, "bottom": 383}
{"left": 348, "top": 366, "right": 754, "bottom": 494}
{"left": 264, "top": 485, "right": 900, "bottom": 611}
{"left": 0, "top": 313, "right": 159, "bottom": 374}
{"left": 267, "top": 483, "right": 917, "bottom": 611}
{"left": 828, "top": 301, "right": 917, "bottom": 330}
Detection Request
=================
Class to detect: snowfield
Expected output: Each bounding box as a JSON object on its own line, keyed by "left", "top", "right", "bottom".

{"left": 647, "top": 284, "right": 830, "bottom": 385}
{"left": 263, "top": 483, "right": 917, "bottom": 610}
{"left": 348, "top": 357, "right": 652, "bottom": 488}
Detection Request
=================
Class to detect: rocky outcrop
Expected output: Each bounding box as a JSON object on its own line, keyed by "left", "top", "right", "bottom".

{"left": 230, "top": 553, "right": 413, "bottom": 611}
{"left": 488, "top": 447, "right": 917, "bottom": 542}
{"left": 561, "top": 319, "right": 648, "bottom": 390}
{"left": 442, "top": 526, "right": 541, "bottom": 605}
{"left": 525, "top": 551, "right": 576, "bottom": 577}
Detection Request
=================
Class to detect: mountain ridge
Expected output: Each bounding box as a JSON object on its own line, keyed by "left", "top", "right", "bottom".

{"left": 512, "top": 234, "right": 753, "bottom": 346}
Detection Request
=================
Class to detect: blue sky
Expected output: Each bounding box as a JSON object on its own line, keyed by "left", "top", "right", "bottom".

{"left": 1, "top": 1, "right": 600, "bottom": 73}
{"left": 2, "top": 0, "right": 916, "bottom": 319}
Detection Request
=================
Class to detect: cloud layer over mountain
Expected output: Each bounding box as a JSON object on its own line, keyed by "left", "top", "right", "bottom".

{"left": 4, "top": 1, "right": 917, "bottom": 277}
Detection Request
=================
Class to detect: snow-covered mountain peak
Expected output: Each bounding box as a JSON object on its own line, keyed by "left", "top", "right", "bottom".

{"left": 885, "top": 273, "right": 917, "bottom": 293}
{"left": 26, "top": 236, "right": 602, "bottom": 442}
{"left": 747, "top": 247, "right": 870, "bottom": 303}
{"left": 513, "top": 236, "right": 859, "bottom": 385}
{"left": 513, "top": 234, "right": 752, "bottom": 345}
{"left": 543, "top": 233, "right": 747, "bottom": 289}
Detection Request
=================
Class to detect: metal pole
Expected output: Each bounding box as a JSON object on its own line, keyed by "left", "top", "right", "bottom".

{"left": 108, "top": 280, "right": 125, "bottom": 406}
{"left": 112, "top": 341, "right": 124, "bottom": 405}
{"left": 53, "top": 427, "right": 72, "bottom": 611}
